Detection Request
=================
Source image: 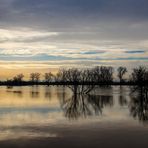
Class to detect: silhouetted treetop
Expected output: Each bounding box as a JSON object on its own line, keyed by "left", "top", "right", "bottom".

{"left": 117, "top": 66, "right": 127, "bottom": 83}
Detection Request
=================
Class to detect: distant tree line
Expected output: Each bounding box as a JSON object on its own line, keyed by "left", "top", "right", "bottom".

{"left": 0, "top": 66, "right": 148, "bottom": 86}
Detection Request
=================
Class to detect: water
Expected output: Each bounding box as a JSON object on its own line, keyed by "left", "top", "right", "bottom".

{"left": 0, "top": 86, "right": 147, "bottom": 148}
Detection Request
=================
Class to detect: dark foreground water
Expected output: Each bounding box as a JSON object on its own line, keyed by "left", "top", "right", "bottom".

{"left": 0, "top": 86, "right": 147, "bottom": 148}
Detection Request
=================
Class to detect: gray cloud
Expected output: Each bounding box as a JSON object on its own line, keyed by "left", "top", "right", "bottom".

{"left": 0, "top": 0, "right": 148, "bottom": 34}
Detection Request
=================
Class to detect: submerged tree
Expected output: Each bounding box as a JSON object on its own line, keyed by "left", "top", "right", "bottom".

{"left": 58, "top": 68, "right": 83, "bottom": 94}
{"left": 117, "top": 66, "right": 127, "bottom": 83}
{"left": 54, "top": 66, "right": 115, "bottom": 94}
{"left": 55, "top": 68, "right": 95, "bottom": 94}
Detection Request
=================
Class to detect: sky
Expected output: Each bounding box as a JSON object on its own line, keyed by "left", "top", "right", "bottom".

{"left": 0, "top": 0, "right": 148, "bottom": 79}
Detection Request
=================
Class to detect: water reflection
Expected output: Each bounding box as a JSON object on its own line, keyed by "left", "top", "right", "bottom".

{"left": 118, "top": 86, "right": 128, "bottom": 106}
{"left": 44, "top": 86, "right": 52, "bottom": 99}
{"left": 2, "top": 85, "right": 148, "bottom": 123}
{"left": 30, "top": 86, "right": 40, "bottom": 98}
{"left": 0, "top": 85, "right": 148, "bottom": 141}
{"left": 4, "top": 85, "right": 148, "bottom": 123}
{"left": 6, "top": 89, "right": 23, "bottom": 98}
{"left": 61, "top": 93, "right": 113, "bottom": 120}
{"left": 129, "top": 86, "right": 148, "bottom": 123}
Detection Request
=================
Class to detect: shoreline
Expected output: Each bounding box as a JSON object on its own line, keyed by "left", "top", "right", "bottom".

{"left": 0, "top": 81, "right": 147, "bottom": 86}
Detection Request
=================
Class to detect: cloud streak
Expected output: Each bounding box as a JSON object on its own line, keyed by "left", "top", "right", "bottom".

{"left": 125, "top": 50, "right": 146, "bottom": 54}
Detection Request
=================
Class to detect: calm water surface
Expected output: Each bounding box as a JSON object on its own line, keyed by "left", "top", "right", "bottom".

{"left": 0, "top": 86, "right": 147, "bottom": 148}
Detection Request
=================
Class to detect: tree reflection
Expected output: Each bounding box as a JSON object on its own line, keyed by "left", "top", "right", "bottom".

{"left": 129, "top": 86, "right": 148, "bottom": 123}
{"left": 60, "top": 93, "right": 113, "bottom": 120}
{"left": 30, "top": 86, "right": 40, "bottom": 98}
{"left": 118, "top": 86, "right": 128, "bottom": 106}
{"left": 6, "top": 87, "right": 23, "bottom": 98}
{"left": 44, "top": 86, "right": 52, "bottom": 99}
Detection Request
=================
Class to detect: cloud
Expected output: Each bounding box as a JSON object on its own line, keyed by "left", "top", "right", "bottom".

{"left": 0, "top": 0, "right": 147, "bottom": 72}
{"left": 125, "top": 50, "right": 146, "bottom": 54}
{"left": 83, "top": 51, "right": 106, "bottom": 54}
{"left": 0, "top": 0, "right": 148, "bottom": 33}
{"left": 0, "top": 29, "right": 58, "bottom": 43}
{"left": 0, "top": 53, "right": 71, "bottom": 61}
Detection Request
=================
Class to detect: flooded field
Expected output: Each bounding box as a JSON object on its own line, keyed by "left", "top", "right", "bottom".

{"left": 0, "top": 85, "right": 147, "bottom": 148}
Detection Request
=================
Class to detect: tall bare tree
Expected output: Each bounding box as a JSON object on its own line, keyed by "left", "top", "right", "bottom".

{"left": 93, "top": 66, "right": 114, "bottom": 83}
{"left": 55, "top": 68, "right": 68, "bottom": 82}
{"left": 56, "top": 68, "right": 95, "bottom": 94}
{"left": 130, "top": 66, "right": 147, "bottom": 84}
{"left": 44, "top": 72, "right": 53, "bottom": 83}
{"left": 117, "top": 67, "right": 127, "bottom": 83}
{"left": 30, "top": 73, "right": 40, "bottom": 83}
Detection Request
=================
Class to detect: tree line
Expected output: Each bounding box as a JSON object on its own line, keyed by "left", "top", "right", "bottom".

{"left": 1, "top": 66, "right": 147, "bottom": 85}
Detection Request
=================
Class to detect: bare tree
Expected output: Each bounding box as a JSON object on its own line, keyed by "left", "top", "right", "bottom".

{"left": 100, "top": 66, "right": 114, "bottom": 82}
{"left": 44, "top": 72, "right": 53, "bottom": 83}
{"left": 130, "top": 66, "right": 147, "bottom": 84}
{"left": 92, "top": 66, "right": 101, "bottom": 82}
{"left": 64, "top": 68, "right": 82, "bottom": 83}
{"left": 55, "top": 68, "right": 68, "bottom": 82}
{"left": 55, "top": 67, "right": 115, "bottom": 94}
{"left": 59, "top": 68, "right": 82, "bottom": 93}
{"left": 30, "top": 73, "right": 36, "bottom": 82}
{"left": 56, "top": 68, "right": 95, "bottom": 94}
{"left": 13, "top": 74, "right": 24, "bottom": 82}
{"left": 93, "top": 66, "right": 114, "bottom": 83}
{"left": 80, "top": 69, "right": 95, "bottom": 94}
{"left": 30, "top": 73, "right": 40, "bottom": 83}
{"left": 117, "top": 67, "right": 127, "bottom": 83}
